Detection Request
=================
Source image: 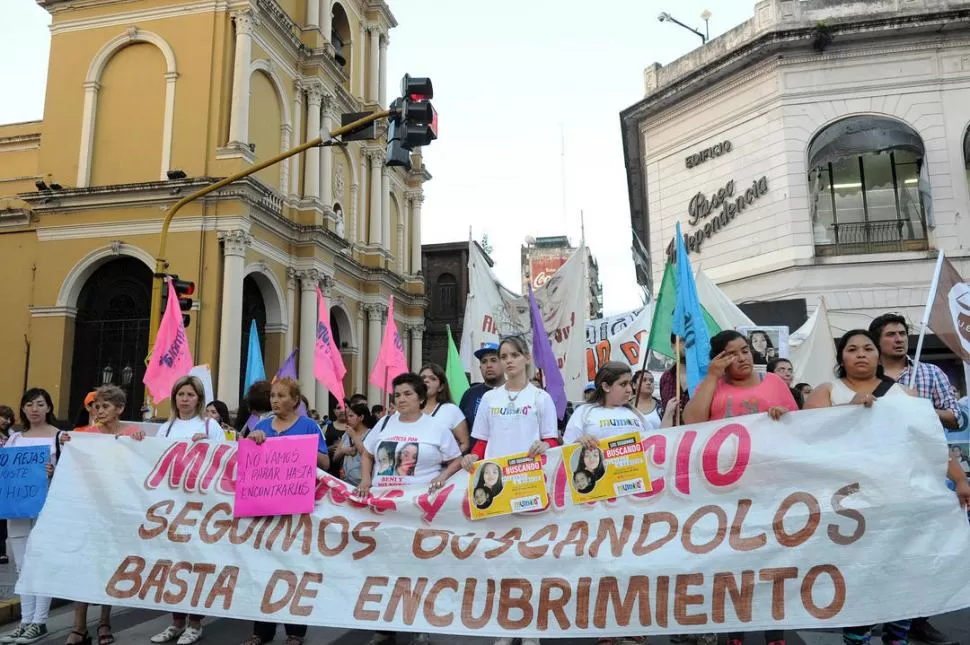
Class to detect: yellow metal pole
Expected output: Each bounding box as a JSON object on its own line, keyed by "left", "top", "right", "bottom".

{"left": 147, "top": 110, "right": 392, "bottom": 346}
{"left": 144, "top": 109, "right": 392, "bottom": 407}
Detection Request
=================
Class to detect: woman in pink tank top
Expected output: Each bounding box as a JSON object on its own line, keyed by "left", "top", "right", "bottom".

{"left": 684, "top": 330, "right": 798, "bottom": 424}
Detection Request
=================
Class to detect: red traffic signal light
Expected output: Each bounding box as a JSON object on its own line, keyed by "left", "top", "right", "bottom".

{"left": 172, "top": 278, "right": 195, "bottom": 298}
{"left": 160, "top": 275, "right": 196, "bottom": 327}
{"left": 401, "top": 74, "right": 432, "bottom": 101}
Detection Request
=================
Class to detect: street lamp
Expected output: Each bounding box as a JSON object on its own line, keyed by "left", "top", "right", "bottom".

{"left": 658, "top": 10, "right": 709, "bottom": 44}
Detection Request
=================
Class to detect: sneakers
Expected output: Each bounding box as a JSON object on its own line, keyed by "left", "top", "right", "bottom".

{"left": 0, "top": 625, "right": 28, "bottom": 644}
{"left": 15, "top": 624, "right": 47, "bottom": 645}
{"left": 493, "top": 640, "right": 515, "bottom": 645}
{"left": 616, "top": 638, "right": 648, "bottom": 645}
{"left": 177, "top": 627, "right": 204, "bottom": 645}
{"left": 151, "top": 626, "right": 186, "bottom": 644}
{"left": 521, "top": 639, "right": 540, "bottom": 645}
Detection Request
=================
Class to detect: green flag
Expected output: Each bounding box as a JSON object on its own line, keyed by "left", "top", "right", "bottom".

{"left": 445, "top": 324, "right": 470, "bottom": 404}
{"left": 646, "top": 261, "right": 720, "bottom": 360}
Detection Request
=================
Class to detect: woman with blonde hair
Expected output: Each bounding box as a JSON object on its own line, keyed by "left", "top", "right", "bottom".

{"left": 150, "top": 375, "right": 223, "bottom": 645}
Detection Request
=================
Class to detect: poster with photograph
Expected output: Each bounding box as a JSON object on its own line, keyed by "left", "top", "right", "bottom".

{"left": 561, "top": 432, "right": 651, "bottom": 504}
{"left": 736, "top": 325, "right": 790, "bottom": 368}
{"left": 948, "top": 401, "right": 970, "bottom": 485}
{"left": 467, "top": 453, "right": 549, "bottom": 520}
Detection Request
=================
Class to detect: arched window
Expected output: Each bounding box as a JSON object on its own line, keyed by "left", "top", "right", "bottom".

{"left": 435, "top": 273, "right": 458, "bottom": 317}
{"left": 331, "top": 3, "right": 352, "bottom": 76}
{"left": 809, "top": 116, "right": 929, "bottom": 256}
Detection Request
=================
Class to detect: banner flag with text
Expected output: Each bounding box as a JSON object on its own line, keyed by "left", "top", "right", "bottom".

{"left": 17, "top": 398, "right": 970, "bottom": 637}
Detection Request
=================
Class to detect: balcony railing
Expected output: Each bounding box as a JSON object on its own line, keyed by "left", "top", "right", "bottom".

{"left": 814, "top": 219, "right": 928, "bottom": 256}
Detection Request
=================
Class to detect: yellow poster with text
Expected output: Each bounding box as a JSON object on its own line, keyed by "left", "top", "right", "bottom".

{"left": 467, "top": 453, "right": 548, "bottom": 520}
{"left": 562, "top": 432, "right": 651, "bottom": 504}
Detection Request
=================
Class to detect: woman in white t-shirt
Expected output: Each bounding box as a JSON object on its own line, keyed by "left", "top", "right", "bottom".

{"left": 356, "top": 373, "right": 462, "bottom": 645}
{"left": 150, "top": 376, "right": 223, "bottom": 645}
{"left": 419, "top": 363, "right": 470, "bottom": 453}
{"left": 0, "top": 388, "right": 61, "bottom": 645}
{"left": 631, "top": 370, "right": 662, "bottom": 431}
{"left": 462, "top": 336, "right": 559, "bottom": 477}
{"left": 564, "top": 361, "right": 646, "bottom": 448}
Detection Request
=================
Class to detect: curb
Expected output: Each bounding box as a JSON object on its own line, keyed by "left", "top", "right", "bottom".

{"left": 0, "top": 597, "right": 72, "bottom": 625}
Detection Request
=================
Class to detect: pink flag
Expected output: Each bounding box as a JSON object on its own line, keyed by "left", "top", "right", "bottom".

{"left": 314, "top": 287, "right": 347, "bottom": 407}
{"left": 144, "top": 278, "right": 194, "bottom": 402}
{"left": 368, "top": 296, "right": 409, "bottom": 394}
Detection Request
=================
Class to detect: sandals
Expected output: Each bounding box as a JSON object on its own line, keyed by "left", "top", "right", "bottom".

{"left": 97, "top": 624, "right": 114, "bottom": 645}
{"left": 241, "top": 637, "right": 266, "bottom": 645}
{"left": 65, "top": 631, "right": 90, "bottom": 645}
{"left": 283, "top": 637, "right": 303, "bottom": 645}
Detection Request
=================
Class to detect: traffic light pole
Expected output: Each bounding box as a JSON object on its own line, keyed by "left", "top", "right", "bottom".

{"left": 146, "top": 109, "right": 393, "bottom": 371}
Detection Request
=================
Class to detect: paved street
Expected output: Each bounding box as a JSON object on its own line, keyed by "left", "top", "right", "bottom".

{"left": 0, "top": 602, "right": 965, "bottom": 645}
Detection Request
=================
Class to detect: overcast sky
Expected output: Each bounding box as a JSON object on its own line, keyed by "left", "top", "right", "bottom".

{"left": 0, "top": 0, "right": 754, "bottom": 315}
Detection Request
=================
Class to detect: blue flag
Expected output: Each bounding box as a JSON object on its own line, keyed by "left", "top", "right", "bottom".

{"left": 243, "top": 319, "right": 266, "bottom": 394}
{"left": 672, "top": 221, "right": 712, "bottom": 395}
{"left": 528, "top": 284, "right": 567, "bottom": 419}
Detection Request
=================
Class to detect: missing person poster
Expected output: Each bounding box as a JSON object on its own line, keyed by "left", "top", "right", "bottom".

{"left": 467, "top": 453, "right": 549, "bottom": 520}
{"left": 562, "top": 432, "right": 651, "bottom": 504}
{"left": 736, "top": 325, "right": 790, "bottom": 368}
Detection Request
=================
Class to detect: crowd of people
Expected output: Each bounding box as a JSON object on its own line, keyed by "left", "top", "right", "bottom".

{"left": 0, "top": 313, "right": 968, "bottom": 645}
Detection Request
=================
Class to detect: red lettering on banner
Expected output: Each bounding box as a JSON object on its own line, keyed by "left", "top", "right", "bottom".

{"left": 702, "top": 424, "right": 751, "bottom": 488}
{"left": 415, "top": 484, "right": 455, "bottom": 523}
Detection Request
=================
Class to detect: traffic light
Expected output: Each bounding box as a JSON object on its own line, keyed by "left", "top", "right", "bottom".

{"left": 160, "top": 275, "right": 195, "bottom": 328}
{"left": 385, "top": 74, "right": 438, "bottom": 170}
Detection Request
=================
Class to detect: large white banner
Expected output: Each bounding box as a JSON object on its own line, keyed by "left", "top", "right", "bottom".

{"left": 585, "top": 307, "right": 652, "bottom": 381}
{"left": 460, "top": 243, "right": 588, "bottom": 401}
{"left": 19, "top": 398, "right": 970, "bottom": 636}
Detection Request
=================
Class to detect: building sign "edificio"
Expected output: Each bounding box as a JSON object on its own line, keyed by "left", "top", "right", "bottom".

{"left": 667, "top": 176, "right": 769, "bottom": 257}
{"left": 685, "top": 140, "right": 732, "bottom": 169}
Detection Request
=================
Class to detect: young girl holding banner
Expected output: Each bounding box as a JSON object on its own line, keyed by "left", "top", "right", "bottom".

{"left": 1, "top": 388, "right": 61, "bottom": 645}
{"left": 462, "top": 336, "right": 559, "bottom": 467}
{"left": 460, "top": 336, "right": 559, "bottom": 645}
{"left": 151, "top": 376, "right": 224, "bottom": 645}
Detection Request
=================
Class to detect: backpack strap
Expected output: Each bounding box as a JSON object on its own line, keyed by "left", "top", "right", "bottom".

{"left": 872, "top": 377, "right": 896, "bottom": 399}
{"left": 430, "top": 403, "right": 441, "bottom": 417}
{"left": 379, "top": 416, "right": 391, "bottom": 433}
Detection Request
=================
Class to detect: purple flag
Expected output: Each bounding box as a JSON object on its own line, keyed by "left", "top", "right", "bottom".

{"left": 528, "top": 284, "right": 567, "bottom": 419}
{"left": 275, "top": 349, "right": 299, "bottom": 381}
{"left": 272, "top": 348, "right": 307, "bottom": 417}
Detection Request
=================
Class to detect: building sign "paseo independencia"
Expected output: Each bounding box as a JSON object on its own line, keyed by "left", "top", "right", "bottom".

{"left": 667, "top": 176, "right": 769, "bottom": 257}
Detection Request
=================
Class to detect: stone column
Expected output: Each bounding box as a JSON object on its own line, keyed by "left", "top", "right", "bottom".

{"left": 228, "top": 10, "right": 256, "bottom": 147}
{"left": 410, "top": 325, "right": 424, "bottom": 372}
{"left": 349, "top": 183, "right": 359, "bottom": 243}
{"left": 354, "top": 307, "right": 365, "bottom": 394}
{"left": 396, "top": 219, "right": 406, "bottom": 273}
{"left": 378, "top": 33, "right": 388, "bottom": 106}
{"left": 315, "top": 276, "right": 334, "bottom": 413}
{"left": 289, "top": 81, "right": 303, "bottom": 199}
{"left": 280, "top": 124, "right": 291, "bottom": 190}
{"left": 381, "top": 165, "right": 391, "bottom": 253}
{"left": 305, "top": 0, "right": 319, "bottom": 29}
{"left": 356, "top": 21, "right": 366, "bottom": 98}
{"left": 216, "top": 230, "right": 252, "bottom": 409}
{"left": 298, "top": 269, "right": 320, "bottom": 409}
{"left": 285, "top": 268, "right": 297, "bottom": 353}
{"left": 367, "top": 25, "right": 381, "bottom": 103}
{"left": 368, "top": 150, "right": 383, "bottom": 246}
{"left": 320, "top": 98, "right": 334, "bottom": 209}
{"left": 303, "top": 84, "right": 323, "bottom": 201}
{"left": 409, "top": 192, "right": 423, "bottom": 274}
{"left": 321, "top": 0, "right": 332, "bottom": 39}
{"left": 359, "top": 149, "right": 369, "bottom": 241}
{"left": 365, "top": 303, "right": 386, "bottom": 403}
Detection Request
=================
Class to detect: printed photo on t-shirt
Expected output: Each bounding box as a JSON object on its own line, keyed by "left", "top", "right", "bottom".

{"left": 375, "top": 440, "right": 420, "bottom": 477}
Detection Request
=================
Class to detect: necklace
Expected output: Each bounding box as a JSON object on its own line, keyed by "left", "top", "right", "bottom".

{"left": 506, "top": 384, "right": 526, "bottom": 403}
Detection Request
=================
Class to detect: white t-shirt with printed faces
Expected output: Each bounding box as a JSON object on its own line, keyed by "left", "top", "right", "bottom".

{"left": 563, "top": 404, "right": 645, "bottom": 444}
{"left": 363, "top": 413, "right": 461, "bottom": 487}
{"left": 428, "top": 402, "right": 465, "bottom": 431}
{"left": 472, "top": 383, "right": 559, "bottom": 459}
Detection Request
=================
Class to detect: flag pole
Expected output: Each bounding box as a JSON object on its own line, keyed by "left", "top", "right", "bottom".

{"left": 910, "top": 250, "right": 945, "bottom": 388}
{"left": 674, "top": 337, "right": 682, "bottom": 426}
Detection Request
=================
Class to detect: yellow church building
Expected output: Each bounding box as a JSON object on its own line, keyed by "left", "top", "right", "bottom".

{"left": 0, "top": 0, "right": 429, "bottom": 422}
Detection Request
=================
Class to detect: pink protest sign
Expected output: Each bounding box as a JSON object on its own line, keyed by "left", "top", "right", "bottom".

{"left": 234, "top": 434, "right": 317, "bottom": 518}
